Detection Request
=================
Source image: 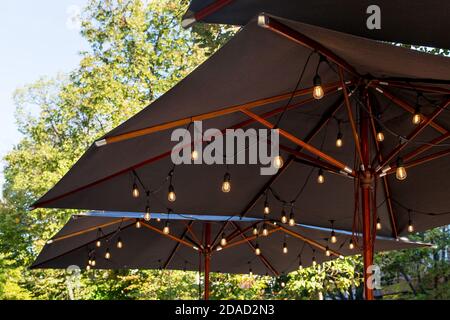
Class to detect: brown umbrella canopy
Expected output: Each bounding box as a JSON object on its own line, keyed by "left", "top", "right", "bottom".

{"left": 33, "top": 15, "right": 450, "bottom": 241}
{"left": 183, "top": 0, "right": 450, "bottom": 50}
{"left": 31, "top": 213, "right": 428, "bottom": 275}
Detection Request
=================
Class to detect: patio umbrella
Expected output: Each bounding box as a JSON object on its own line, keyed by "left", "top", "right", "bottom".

{"left": 182, "top": 0, "right": 450, "bottom": 50}
{"left": 31, "top": 15, "right": 450, "bottom": 299}
{"left": 31, "top": 212, "right": 429, "bottom": 299}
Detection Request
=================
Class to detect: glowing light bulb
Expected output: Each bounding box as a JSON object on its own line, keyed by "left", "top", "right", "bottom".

{"left": 222, "top": 173, "right": 231, "bottom": 193}
{"left": 288, "top": 213, "right": 295, "bottom": 227}
{"left": 313, "top": 75, "right": 324, "bottom": 100}
{"left": 249, "top": 268, "right": 253, "bottom": 276}
{"left": 168, "top": 185, "right": 176, "bottom": 202}
{"left": 312, "top": 256, "right": 317, "bottom": 266}
{"left": 91, "top": 259, "right": 96, "bottom": 267}
{"left": 132, "top": 183, "right": 140, "bottom": 198}
{"left": 216, "top": 245, "right": 223, "bottom": 251}
{"left": 191, "top": 149, "right": 199, "bottom": 161}
{"left": 220, "top": 233, "right": 227, "bottom": 247}
{"left": 330, "top": 231, "right": 337, "bottom": 244}
{"left": 255, "top": 244, "right": 261, "bottom": 256}
{"left": 105, "top": 249, "right": 111, "bottom": 260}
{"left": 117, "top": 238, "right": 123, "bottom": 249}
{"left": 136, "top": 220, "right": 142, "bottom": 229}
{"left": 283, "top": 242, "right": 288, "bottom": 254}
{"left": 264, "top": 202, "right": 270, "bottom": 215}
{"left": 396, "top": 158, "right": 407, "bottom": 181}
{"left": 163, "top": 222, "right": 170, "bottom": 235}
{"left": 376, "top": 131, "right": 385, "bottom": 142}
{"left": 376, "top": 218, "right": 382, "bottom": 230}
{"left": 281, "top": 281, "right": 286, "bottom": 288}
{"left": 298, "top": 260, "right": 303, "bottom": 270}
{"left": 412, "top": 109, "right": 422, "bottom": 125}
{"left": 317, "top": 170, "right": 325, "bottom": 184}
{"left": 253, "top": 226, "right": 259, "bottom": 236}
{"left": 262, "top": 225, "right": 269, "bottom": 237}
{"left": 336, "top": 132, "right": 343, "bottom": 148}
{"left": 325, "top": 247, "right": 331, "bottom": 257}
{"left": 88, "top": 259, "right": 92, "bottom": 266}
{"left": 156, "top": 218, "right": 161, "bottom": 222}
{"left": 96, "top": 240, "right": 101, "bottom": 248}
{"left": 86, "top": 265, "right": 91, "bottom": 271}
{"left": 349, "top": 240, "right": 355, "bottom": 250}
{"left": 273, "top": 155, "right": 284, "bottom": 169}
{"left": 408, "top": 220, "right": 414, "bottom": 233}
{"left": 144, "top": 206, "right": 151, "bottom": 221}
{"left": 281, "top": 210, "right": 288, "bottom": 224}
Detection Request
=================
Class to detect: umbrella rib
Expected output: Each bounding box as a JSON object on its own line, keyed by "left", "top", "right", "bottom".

{"left": 339, "top": 67, "right": 364, "bottom": 165}
{"left": 163, "top": 221, "right": 193, "bottom": 269}
{"left": 241, "top": 108, "right": 356, "bottom": 176}
{"left": 258, "top": 14, "right": 360, "bottom": 78}
{"left": 376, "top": 98, "right": 450, "bottom": 171}
{"left": 385, "top": 147, "right": 450, "bottom": 175}
{"left": 141, "top": 222, "right": 199, "bottom": 250}
{"left": 33, "top": 84, "right": 343, "bottom": 209}
{"left": 183, "top": 0, "right": 233, "bottom": 28}
{"left": 49, "top": 218, "right": 132, "bottom": 244}
{"left": 95, "top": 82, "right": 343, "bottom": 147}
{"left": 31, "top": 221, "right": 136, "bottom": 269}
{"left": 238, "top": 95, "right": 348, "bottom": 218}
{"left": 367, "top": 94, "right": 399, "bottom": 238}
{"left": 373, "top": 80, "right": 450, "bottom": 95}
{"left": 182, "top": 221, "right": 203, "bottom": 248}
{"left": 270, "top": 223, "right": 343, "bottom": 258}
{"left": 229, "top": 221, "right": 280, "bottom": 276}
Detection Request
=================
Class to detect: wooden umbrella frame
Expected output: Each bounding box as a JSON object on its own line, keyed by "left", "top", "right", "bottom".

{"left": 33, "top": 15, "right": 450, "bottom": 300}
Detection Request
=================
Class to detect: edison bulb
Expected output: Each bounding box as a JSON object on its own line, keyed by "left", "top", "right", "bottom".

{"left": 273, "top": 155, "right": 284, "bottom": 169}
{"left": 220, "top": 234, "right": 227, "bottom": 247}
{"left": 168, "top": 186, "right": 176, "bottom": 202}
{"left": 117, "top": 238, "right": 123, "bottom": 249}
{"left": 264, "top": 202, "right": 270, "bottom": 215}
{"left": 349, "top": 240, "right": 355, "bottom": 250}
{"left": 336, "top": 133, "right": 343, "bottom": 148}
{"left": 191, "top": 149, "right": 199, "bottom": 161}
{"left": 222, "top": 181, "right": 231, "bottom": 193}
{"left": 91, "top": 259, "right": 96, "bottom": 267}
{"left": 412, "top": 111, "right": 422, "bottom": 125}
{"left": 132, "top": 184, "right": 140, "bottom": 198}
{"left": 330, "top": 231, "right": 337, "bottom": 244}
{"left": 283, "top": 243, "right": 288, "bottom": 254}
{"left": 86, "top": 265, "right": 91, "bottom": 271}
{"left": 105, "top": 250, "right": 111, "bottom": 260}
{"left": 144, "top": 207, "right": 151, "bottom": 221}
{"left": 136, "top": 220, "right": 142, "bottom": 229}
{"left": 281, "top": 211, "right": 288, "bottom": 224}
{"left": 288, "top": 215, "right": 295, "bottom": 227}
{"left": 408, "top": 221, "right": 414, "bottom": 233}
{"left": 376, "top": 131, "right": 385, "bottom": 142}
{"left": 313, "top": 75, "right": 324, "bottom": 100}
{"left": 253, "top": 227, "right": 259, "bottom": 236}
{"left": 317, "top": 170, "right": 325, "bottom": 184}
{"left": 262, "top": 226, "right": 269, "bottom": 237}
{"left": 96, "top": 240, "right": 101, "bottom": 248}
{"left": 255, "top": 245, "right": 261, "bottom": 256}
{"left": 376, "top": 218, "right": 382, "bottom": 230}
{"left": 163, "top": 222, "right": 170, "bottom": 235}
{"left": 396, "top": 166, "right": 407, "bottom": 181}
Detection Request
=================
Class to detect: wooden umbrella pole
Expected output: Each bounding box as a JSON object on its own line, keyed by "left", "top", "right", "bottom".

{"left": 204, "top": 222, "right": 211, "bottom": 300}
{"left": 361, "top": 95, "right": 374, "bottom": 300}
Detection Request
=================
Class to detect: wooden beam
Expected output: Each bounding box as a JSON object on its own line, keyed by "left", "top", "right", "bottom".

{"left": 241, "top": 109, "right": 355, "bottom": 176}
{"left": 373, "top": 80, "right": 450, "bottom": 95}
{"left": 142, "top": 222, "right": 198, "bottom": 250}
{"left": 258, "top": 15, "right": 359, "bottom": 77}
{"left": 96, "top": 82, "right": 343, "bottom": 146}
{"left": 163, "top": 221, "right": 193, "bottom": 269}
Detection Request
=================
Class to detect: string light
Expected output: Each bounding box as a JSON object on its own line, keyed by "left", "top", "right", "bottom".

{"left": 312, "top": 56, "right": 325, "bottom": 100}
{"left": 91, "top": 258, "right": 96, "bottom": 267}
{"left": 168, "top": 185, "right": 176, "bottom": 202}
{"left": 191, "top": 149, "right": 199, "bottom": 161}
{"left": 281, "top": 209, "right": 288, "bottom": 224}
{"left": 222, "top": 172, "right": 231, "bottom": 193}
{"left": 376, "top": 126, "right": 385, "bottom": 142}
{"left": 248, "top": 262, "right": 253, "bottom": 276}
{"left": 396, "top": 157, "right": 407, "bottom": 181}
{"left": 105, "top": 249, "right": 111, "bottom": 260}
{"left": 262, "top": 224, "right": 269, "bottom": 237}
{"left": 144, "top": 205, "right": 151, "bottom": 222}
{"left": 117, "top": 237, "right": 123, "bottom": 249}
{"left": 264, "top": 193, "right": 270, "bottom": 215}
{"left": 281, "top": 281, "right": 286, "bottom": 288}
{"left": 216, "top": 245, "right": 223, "bottom": 251}
{"left": 329, "top": 221, "right": 337, "bottom": 244}
{"left": 312, "top": 250, "right": 317, "bottom": 266}
{"left": 349, "top": 239, "right": 355, "bottom": 250}
{"left": 273, "top": 155, "right": 284, "bottom": 169}
{"left": 317, "top": 169, "right": 325, "bottom": 184}
{"left": 86, "top": 264, "right": 91, "bottom": 271}
{"left": 288, "top": 209, "right": 296, "bottom": 227}
{"left": 336, "top": 131, "right": 343, "bottom": 148}
{"left": 220, "top": 233, "right": 227, "bottom": 246}
{"left": 253, "top": 226, "right": 259, "bottom": 236}
{"left": 376, "top": 218, "right": 382, "bottom": 230}
{"left": 96, "top": 240, "right": 101, "bottom": 248}
{"left": 136, "top": 220, "right": 142, "bottom": 229}
{"left": 412, "top": 97, "right": 423, "bottom": 125}
{"left": 298, "top": 256, "right": 303, "bottom": 270}
{"left": 163, "top": 221, "right": 170, "bottom": 235}
{"left": 408, "top": 210, "right": 414, "bottom": 233}
{"left": 132, "top": 183, "right": 140, "bottom": 198}
{"left": 325, "top": 246, "right": 331, "bottom": 257}
{"left": 283, "top": 241, "right": 288, "bottom": 254}
{"left": 255, "top": 243, "right": 261, "bottom": 256}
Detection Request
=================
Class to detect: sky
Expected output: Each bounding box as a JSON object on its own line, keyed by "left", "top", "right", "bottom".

{"left": 0, "top": 0, "right": 88, "bottom": 189}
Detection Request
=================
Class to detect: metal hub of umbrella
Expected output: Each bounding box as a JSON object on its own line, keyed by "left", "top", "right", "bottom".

{"left": 31, "top": 14, "right": 450, "bottom": 300}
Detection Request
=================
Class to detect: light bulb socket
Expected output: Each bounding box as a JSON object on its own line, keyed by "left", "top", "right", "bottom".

{"left": 313, "top": 74, "right": 322, "bottom": 87}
